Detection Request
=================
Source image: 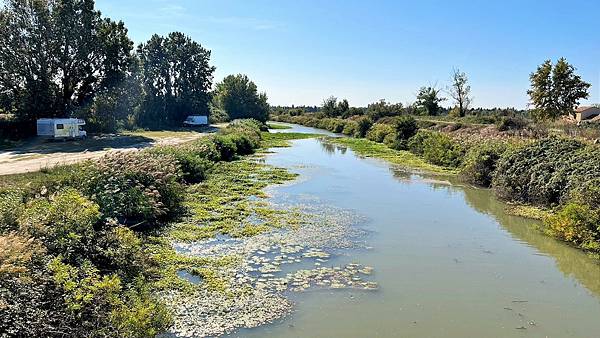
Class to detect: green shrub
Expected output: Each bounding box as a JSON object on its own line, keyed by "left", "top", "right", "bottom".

{"left": 79, "top": 152, "right": 183, "bottom": 224}
{"left": 492, "top": 137, "right": 585, "bottom": 205}
{"left": 407, "top": 130, "right": 434, "bottom": 155}
{"left": 496, "top": 116, "right": 528, "bottom": 131}
{"left": 460, "top": 142, "right": 509, "bottom": 187}
{"left": 342, "top": 121, "right": 358, "bottom": 136}
{"left": 97, "top": 225, "right": 150, "bottom": 282}
{"left": 366, "top": 123, "right": 395, "bottom": 143}
{"left": 48, "top": 258, "right": 123, "bottom": 335}
{"left": 18, "top": 189, "right": 100, "bottom": 263}
{"left": 213, "top": 134, "right": 238, "bottom": 161}
{"left": 150, "top": 146, "right": 212, "bottom": 184}
{"left": 393, "top": 115, "right": 419, "bottom": 140}
{"left": 0, "top": 190, "right": 24, "bottom": 233}
{"left": 542, "top": 203, "right": 600, "bottom": 253}
{"left": 420, "top": 132, "right": 465, "bottom": 168}
{"left": 227, "top": 132, "right": 257, "bottom": 155}
{"left": 111, "top": 278, "right": 172, "bottom": 338}
{"left": 355, "top": 117, "right": 373, "bottom": 138}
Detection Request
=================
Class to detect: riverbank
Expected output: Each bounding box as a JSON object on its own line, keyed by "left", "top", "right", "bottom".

{"left": 272, "top": 116, "right": 600, "bottom": 259}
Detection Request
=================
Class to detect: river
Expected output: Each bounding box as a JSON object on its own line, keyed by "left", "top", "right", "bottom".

{"left": 232, "top": 123, "right": 600, "bottom": 337}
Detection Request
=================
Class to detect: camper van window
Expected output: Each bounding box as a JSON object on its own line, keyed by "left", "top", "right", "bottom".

{"left": 56, "top": 124, "right": 64, "bottom": 129}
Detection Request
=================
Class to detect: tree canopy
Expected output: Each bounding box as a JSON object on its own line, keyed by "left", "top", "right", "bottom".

{"left": 528, "top": 58, "right": 591, "bottom": 120}
{"left": 137, "top": 32, "right": 215, "bottom": 129}
{"left": 0, "top": 0, "right": 133, "bottom": 121}
{"left": 213, "top": 74, "right": 269, "bottom": 122}
{"left": 415, "top": 86, "right": 445, "bottom": 116}
{"left": 448, "top": 69, "right": 471, "bottom": 117}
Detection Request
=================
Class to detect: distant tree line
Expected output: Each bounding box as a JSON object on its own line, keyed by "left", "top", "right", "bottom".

{"left": 0, "top": 0, "right": 269, "bottom": 138}
{"left": 273, "top": 61, "right": 590, "bottom": 123}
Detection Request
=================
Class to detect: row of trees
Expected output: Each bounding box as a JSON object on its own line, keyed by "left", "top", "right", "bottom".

{"left": 317, "top": 59, "right": 590, "bottom": 121}
{"left": 0, "top": 0, "right": 269, "bottom": 136}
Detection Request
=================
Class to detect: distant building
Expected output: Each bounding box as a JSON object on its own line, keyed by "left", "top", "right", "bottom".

{"left": 574, "top": 106, "right": 600, "bottom": 122}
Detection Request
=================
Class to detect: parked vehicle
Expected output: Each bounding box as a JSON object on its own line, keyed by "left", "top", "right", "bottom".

{"left": 37, "top": 118, "right": 87, "bottom": 139}
{"left": 183, "top": 115, "right": 208, "bottom": 127}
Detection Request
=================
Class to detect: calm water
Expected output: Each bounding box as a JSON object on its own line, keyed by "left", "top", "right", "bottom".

{"left": 237, "top": 123, "right": 600, "bottom": 337}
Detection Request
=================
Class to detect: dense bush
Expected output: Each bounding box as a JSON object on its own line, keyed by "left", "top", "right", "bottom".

{"left": 354, "top": 117, "right": 373, "bottom": 138}
{"left": 78, "top": 152, "right": 183, "bottom": 224}
{"left": 543, "top": 204, "right": 600, "bottom": 253}
{"left": 366, "top": 123, "right": 395, "bottom": 143}
{"left": 421, "top": 133, "right": 465, "bottom": 168}
{"left": 393, "top": 115, "right": 419, "bottom": 140}
{"left": 496, "top": 116, "right": 529, "bottom": 131}
{"left": 342, "top": 120, "right": 358, "bottom": 136}
{"left": 492, "top": 138, "right": 587, "bottom": 205}
{"left": 407, "top": 130, "right": 434, "bottom": 156}
{"left": 0, "top": 190, "right": 24, "bottom": 233}
{"left": 18, "top": 189, "right": 101, "bottom": 264}
{"left": 459, "top": 142, "right": 509, "bottom": 187}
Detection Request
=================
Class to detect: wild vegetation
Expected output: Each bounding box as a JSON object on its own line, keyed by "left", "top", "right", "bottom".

{"left": 0, "top": 119, "right": 290, "bottom": 336}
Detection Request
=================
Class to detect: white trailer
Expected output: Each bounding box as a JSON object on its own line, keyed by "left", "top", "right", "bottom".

{"left": 183, "top": 115, "right": 208, "bottom": 127}
{"left": 37, "top": 118, "right": 87, "bottom": 139}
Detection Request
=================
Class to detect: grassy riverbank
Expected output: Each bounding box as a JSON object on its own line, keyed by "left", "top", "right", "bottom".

{"left": 273, "top": 114, "right": 600, "bottom": 259}
{"left": 0, "top": 119, "right": 322, "bottom": 337}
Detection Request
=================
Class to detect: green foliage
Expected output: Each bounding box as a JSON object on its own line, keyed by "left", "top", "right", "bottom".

{"left": 213, "top": 134, "right": 239, "bottom": 161}
{"left": 407, "top": 130, "right": 434, "bottom": 156}
{"left": 48, "top": 258, "right": 122, "bottom": 335}
{"left": 0, "top": 190, "right": 24, "bottom": 233}
{"left": 150, "top": 146, "right": 212, "bottom": 184}
{"left": 213, "top": 74, "right": 269, "bottom": 122}
{"left": 19, "top": 189, "right": 100, "bottom": 264}
{"left": 492, "top": 137, "right": 596, "bottom": 206}
{"left": 342, "top": 120, "right": 358, "bottom": 136}
{"left": 393, "top": 115, "right": 419, "bottom": 141}
{"left": 542, "top": 203, "right": 599, "bottom": 253}
{"left": 460, "top": 142, "right": 509, "bottom": 187}
{"left": 366, "top": 123, "right": 395, "bottom": 143}
{"left": 97, "top": 225, "right": 150, "bottom": 282}
{"left": 496, "top": 116, "right": 529, "bottom": 131}
{"left": 354, "top": 116, "right": 373, "bottom": 138}
{"left": 110, "top": 278, "right": 172, "bottom": 338}
{"left": 0, "top": 0, "right": 134, "bottom": 123}
{"left": 137, "top": 32, "right": 215, "bottom": 129}
{"left": 78, "top": 152, "right": 184, "bottom": 224}
{"left": 366, "top": 99, "right": 404, "bottom": 120}
{"left": 415, "top": 86, "right": 445, "bottom": 116}
{"left": 411, "top": 132, "right": 464, "bottom": 168}
{"left": 528, "top": 58, "right": 591, "bottom": 120}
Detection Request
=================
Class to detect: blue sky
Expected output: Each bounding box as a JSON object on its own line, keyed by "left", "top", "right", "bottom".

{"left": 96, "top": 0, "right": 600, "bottom": 108}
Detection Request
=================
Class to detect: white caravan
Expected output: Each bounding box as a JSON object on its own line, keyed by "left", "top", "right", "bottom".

{"left": 37, "top": 118, "right": 87, "bottom": 139}
{"left": 183, "top": 115, "right": 209, "bottom": 127}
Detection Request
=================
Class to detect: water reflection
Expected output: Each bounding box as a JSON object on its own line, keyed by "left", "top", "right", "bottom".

{"left": 390, "top": 168, "right": 600, "bottom": 298}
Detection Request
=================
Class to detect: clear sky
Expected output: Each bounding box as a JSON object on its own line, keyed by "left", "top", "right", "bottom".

{"left": 96, "top": 0, "right": 600, "bottom": 109}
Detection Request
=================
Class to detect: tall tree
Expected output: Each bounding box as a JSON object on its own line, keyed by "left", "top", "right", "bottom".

{"left": 448, "top": 68, "right": 471, "bottom": 117}
{"left": 0, "top": 0, "right": 134, "bottom": 121}
{"left": 321, "top": 96, "right": 338, "bottom": 117}
{"left": 213, "top": 74, "right": 269, "bottom": 122}
{"left": 337, "top": 99, "right": 349, "bottom": 116}
{"left": 528, "top": 58, "right": 591, "bottom": 120}
{"left": 137, "top": 32, "right": 215, "bottom": 128}
{"left": 415, "top": 86, "right": 445, "bottom": 116}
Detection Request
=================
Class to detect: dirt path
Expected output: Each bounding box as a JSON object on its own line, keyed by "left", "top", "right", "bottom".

{"left": 0, "top": 131, "right": 207, "bottom": 176}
